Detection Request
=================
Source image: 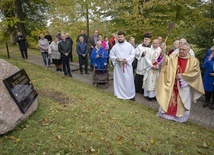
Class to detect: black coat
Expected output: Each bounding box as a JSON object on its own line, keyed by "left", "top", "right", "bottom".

{"left": 16, "top": 35, "right": 27, "bottom": 50}
{"left": 66, "top": 37, "right": 73, "bottom": 52}
{"left": 58, "top": 40, "right": 71, "bottom": 57}
{"left": 44, "top": 35, "right": 52, "bottom": 44}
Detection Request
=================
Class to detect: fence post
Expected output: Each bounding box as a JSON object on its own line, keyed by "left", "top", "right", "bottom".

{"left": 6, "top": 43, "right": 10, "bottom": 59}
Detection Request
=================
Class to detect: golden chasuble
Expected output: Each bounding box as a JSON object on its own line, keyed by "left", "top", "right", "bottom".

{"left": 155, "top": 54, "right": 204, "bottom": 117}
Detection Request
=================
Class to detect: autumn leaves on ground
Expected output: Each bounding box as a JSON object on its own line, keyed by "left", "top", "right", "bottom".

{"left": 0, "top": 47, "right": 213, "bottom": 154}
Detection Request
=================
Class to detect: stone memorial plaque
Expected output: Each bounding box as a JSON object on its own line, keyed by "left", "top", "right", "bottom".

{"left": 3, "top": 69, "right": 38, "bottom": 113}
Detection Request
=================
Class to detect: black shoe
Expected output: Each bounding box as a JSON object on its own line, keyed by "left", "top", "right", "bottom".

{"left": 80, "top": 72, "right": 83, "bottom": 75}
{"left": 210, "top": 104, "right": 214, "bottom": 110}
{"left": 203, "top": 102, "right": 209, "bottom": 108}
{"left": 85, "top": 72, "right": 89, "bottom": 74}
{"left": 130, "top": 97, "right": 135, "bottom": 101}
{"left": 56, "top": 68, "right": 59, "bottom": 71}
{"left": 148, "top": 98, "right": 153, "bottom": 101}
{"left": 67, "top": 74, "right": 72, "bottom": 77}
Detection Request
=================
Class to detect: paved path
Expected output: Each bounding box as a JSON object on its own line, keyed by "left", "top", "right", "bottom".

{"left": 27, "top": 56, "right": 214, "bottom": 129}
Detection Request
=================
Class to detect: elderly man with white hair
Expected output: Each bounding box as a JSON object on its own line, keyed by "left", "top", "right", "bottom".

{"left": 90, "top": 40, "right": 108, "bottom": 70}
{"left": 171, "top": 38, "right": 195, "bottom": 57}
{"left": 143, "top": 39, "right": 162, "bottom": 101}
{"left": 156, "top": 42, "right": 204, "bottom": 123}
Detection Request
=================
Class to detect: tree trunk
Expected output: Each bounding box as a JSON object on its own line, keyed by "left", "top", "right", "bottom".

{"left": 14, "top": 0, "right": 27, "bottom": 37}
{"left": 86, "top": 3, "right": 89, "bottom": 37}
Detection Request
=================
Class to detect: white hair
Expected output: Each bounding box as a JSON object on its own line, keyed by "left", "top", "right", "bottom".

{"left": 173, "top": 40, "right": 179, "bottom": 45}
{"left": 179, "top": 42, "right": 190, "bottom": 50}
{"left": 96, "top": 40, "right": 102, "bottom": 45}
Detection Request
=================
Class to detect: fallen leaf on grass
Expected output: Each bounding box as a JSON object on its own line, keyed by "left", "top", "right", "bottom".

{"left": 150, "top": 139, "right": 155, "bottom": 145}
{"left": 117, "top": 135, "right": 123, "bottom": 141}
{"left": 141, "top": 147, "right": 147, "bottom": 152}
{"left": 16, "top": 137, "right": 20, "bottom": 142}
{"left": 197, "top": 140, "right": 209, "bottom": 149}
{"left": 202, "top": 141, "right": 208, "bottom": 148}
{"left": 100, "top": 137, "right": 108, "bottom": 142}
{"left": 56, "top": 135, "right": 61, "bottom": 140}
{"left": 5, "top": 135, "right": 20, "bottom": 142}
{"left": 90, "top": 147, "right": 96, "bottom": 152}
{"left": 89, "top": 132, "right": 93, "bottom": 136}
{"left": 100, "top": 137, "right": 105, "bottom": 141}
{"left": 40, "top": 117, "right": 49, "bottom": 126}
{"left": 71, "top": 143, "right": 78, "bottom": 148}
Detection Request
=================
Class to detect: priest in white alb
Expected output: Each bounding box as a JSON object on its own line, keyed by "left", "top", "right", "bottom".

{"left": 135, "top": 32, "right": 151, "bottom": 94}
{"left": 143, "top": 39, "right": 162, "bottom": 101}
{"left": 110, "top": 31, "right": 136, "bottom": 100}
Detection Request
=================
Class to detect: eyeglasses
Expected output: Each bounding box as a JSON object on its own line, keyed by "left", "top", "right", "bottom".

{"left": 179, "top": 48, "right": 188, "bottom": 51}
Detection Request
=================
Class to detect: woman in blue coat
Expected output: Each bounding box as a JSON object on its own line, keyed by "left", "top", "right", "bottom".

{"left": 90, "top": 41, "right": 108, "bottom": 70}
{"left": 202, "top": 47, "right": 214, "bottom": 110}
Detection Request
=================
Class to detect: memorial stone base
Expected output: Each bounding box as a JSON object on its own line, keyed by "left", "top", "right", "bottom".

{"left": 0, "top": 59, "right": 38, "bottom": 135}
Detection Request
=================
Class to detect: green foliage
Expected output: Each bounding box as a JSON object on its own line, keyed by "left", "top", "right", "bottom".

{"left": 0, "top": 0, "right": 49, "bottom": 47}
{"left": 191, "top": 1, "right": 214, "bottom": 49}
{"left": 0, "top": 0, "right": 213, "bottom": 52}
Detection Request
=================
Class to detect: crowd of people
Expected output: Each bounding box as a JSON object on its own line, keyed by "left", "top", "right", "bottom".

{"left": 109, "top": 31, "right": 209, "bottom": 123}
{"left": 15, "top": 29, "right": 214, "bottom": 123}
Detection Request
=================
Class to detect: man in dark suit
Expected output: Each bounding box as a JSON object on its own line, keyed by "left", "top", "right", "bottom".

{"left": 58, "top": 34, "right": 72, "bottom": 77}
{"left": 16, "top": 32, "right": 28, "bottom": 59}
{"left": 65, "top": 33, "right": 73, "bottom": 62}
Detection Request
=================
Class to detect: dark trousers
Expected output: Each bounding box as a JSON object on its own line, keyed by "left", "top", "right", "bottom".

{"left": 70, "top": 52, "right": 73, "bottom": 62}
{"left": 62, "top": 56, "right": 71, "bottom": 75}
{"left": 205, "top": 91, "right": 214, "bottom": 103}
{"left": 89, "top": 48, "right": 94, "bottom": 70}
{"left": 20, "top": 49, "right": 28, "bottom": 59}
{"left": 79, "top": 56, "right": 88, "bottom": 73}
{"left": 135, "top": 74, "right": 144, "bottom": 94}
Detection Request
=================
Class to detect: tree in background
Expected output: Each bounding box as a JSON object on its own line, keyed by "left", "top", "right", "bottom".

{"left": 0, "top": 0, "right": 48, "bottom": 46}
{"left": 190, "top": 0, "right": 214, "bottom": 56}
{"left": 0, "top": 0, "right": 213, "bottom": 52}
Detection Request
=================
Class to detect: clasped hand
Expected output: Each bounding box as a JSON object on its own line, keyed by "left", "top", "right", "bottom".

{"left": 152, "top": 65, "right": 158, "bottom": 70}
{"left": 116, "top": 58, "right": 127, "bottom": 64}
{"left": 210, "top": 73, "right": 214, "bottom": 77}
{"left": 176, "top": 73, "right": 181, "bottom": 80}
{"left": 97, "top": 55, "right": 103, "bottom": 58}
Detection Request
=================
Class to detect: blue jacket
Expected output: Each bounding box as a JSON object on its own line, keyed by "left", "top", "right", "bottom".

{"left": 76, "top": 42, "right": 88, "bottom": 56}
{"left": 202, "top": 56, "right": 214, "bottom": 91}
{"left": 203, "top": 48, "right": 212, "bottom": 62}
{"left": 90, "top": 47, "right": 108, "bottom": 69}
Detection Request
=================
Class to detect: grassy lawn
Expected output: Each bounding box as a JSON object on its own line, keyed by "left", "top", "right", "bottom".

{"left": 0, "top": 45, "right": 214, "bottom": 154}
